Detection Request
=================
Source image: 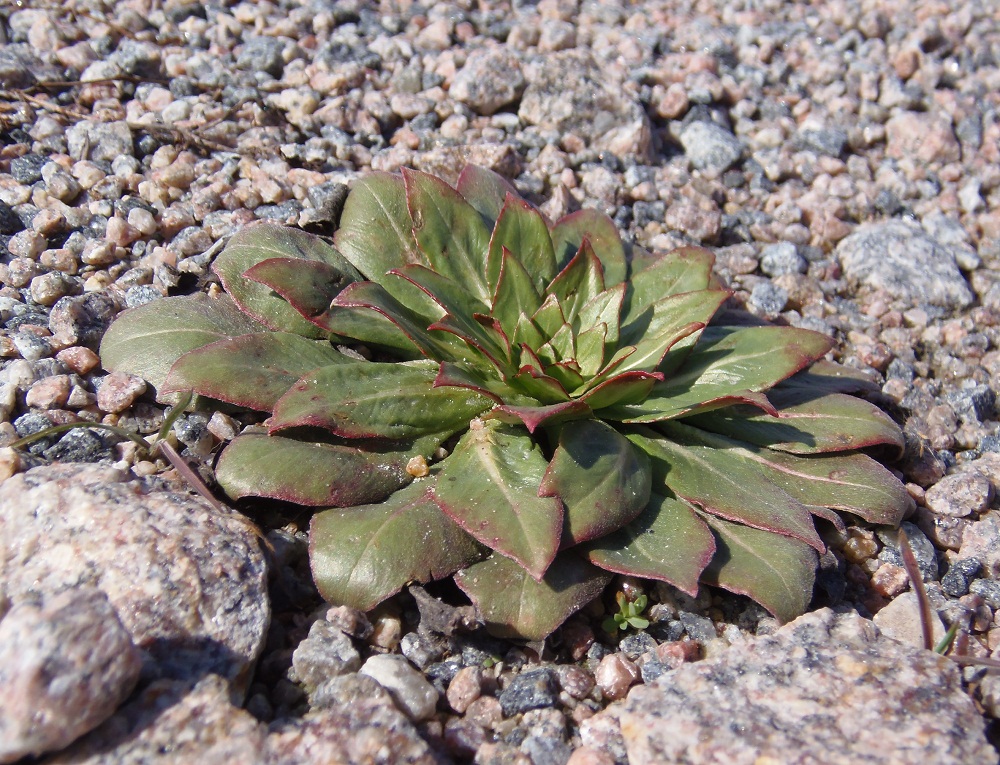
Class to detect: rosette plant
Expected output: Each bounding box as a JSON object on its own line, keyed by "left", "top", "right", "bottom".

{"left": 101, "top": 166, "right": 909, "bottom": 639}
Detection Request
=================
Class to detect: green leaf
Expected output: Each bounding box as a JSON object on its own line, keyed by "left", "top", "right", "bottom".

{"left": 334, "top": 171, "right": 426, "bottom": 281}
{"left": 547, "top": 240, "right": 606, "bottom": 324}
{"left": 687, "top": 390, "right": 905, "bottom": 455}
{"left": 455, "top": 165, "right": 519, "bottom": 231}
{"left": 332, "top": 281, "right": 474, "bottom": 362}
{"left": 100, "top": 294, "right": 266, "bottom": 393}
{"left": 539, "top": 420, "right": 652, "bottom": 547}
{"left": 317, "top": 304, "right": 423, "bottom": 359}
{"left": 583, "top": 493, "right": 715, "bottom": 596}
{"left": 550, "top": 209, "right": 627, "bottom": 286}
{"left": 491, "top": 247, "right": 543, "bottom": 340}
{"left": 609, "top": 326, "right": 834, "bottom": 422}
{"left": 489, "top": 194, "right": 557, "bottom": 293}
{"left": 243, "top": 256, "right": 359, "bottom": 323}
{"left": 776, "top": 359, "right": 881, "bottom": 395}
{"left": 699, "top": 513, "right": 818, "bottom": 623}
{"left": 581, "top": 371, "right": 660, "bottom": 411}
{"left": 391, "top": 265, "right": 510, "bottom": 368}
{"left": 161, "top": 332, "right": 350, "bottom": 411}
{"left": 618, "top": 289, "right": 729, "bottom": 367}
{"left": 404, "top": 168, "right": 492, "bottom": 302}
{"left": 213, "top": 224, "right": 350, "bottom": 338}
{"left": 270, "top": 361, "right": 492, "bottom": 440}
{"left": 509, "top": 365, "right": 571, "bottom": 404}
{"left": 493, "top": 400, "right": 592, "bottom": 433}
{"left": 310, "top": 477, "right": 486, "bottom": 611}
{"left": 215, "top": 433, "right": 414, "bottom": 507}
{"left": 732, "top": 442, "right": 910, "bottom": 526}
{"left": 623, "top": 246, "right": 715, "bottom": 325}
{"left": 454, "top": 552, "right": 612, "bottom": 640}
{"left": 434, "top": 420, "right": 564, "bottom": 579}
{"left": 575, "top": 323, "right": 607, "bottom": 378}
{"left": 628, "top": 423, "right": 825, "bottom": 551}
{"left": 532, "top": 293, "right": 567, "bottom": 339}
{"left": 575, "top": 283, "right": 625, "bottom": 349}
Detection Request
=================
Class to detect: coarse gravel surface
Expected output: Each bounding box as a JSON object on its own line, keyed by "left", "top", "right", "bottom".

{"left": 0, "top": 0, "right": 999, "bottom": 763}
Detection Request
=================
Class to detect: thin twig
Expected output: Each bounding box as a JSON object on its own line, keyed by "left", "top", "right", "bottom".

{"left": 898, "top": 528, "right": 934, "bottom": 652}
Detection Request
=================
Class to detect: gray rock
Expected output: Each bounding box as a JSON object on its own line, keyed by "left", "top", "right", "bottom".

{"left": 518, "top": 50, "right": 650, "bottom": 160}
{"left": 876, "top": 521, "right": 939, "bottom": 581}
{"left": 679, "top": 121, "right": 744, "bottom": 173}
{"left": 0, "top": 200, "right": 24, "bottom": 235}
{"left": 498, "top": 667, "right": 558, "bottom": 717}
{"left": 0, "top": 464, "right": 269, "bottom": 698}
{"left": 835, "top": 221, "right": 974, "bottom": 310}
{"left": 924, "top": 471, "right": 992, "bottom": 517}
{"left": 0, "top": 588, "right": 142, "bottom": 764}
{"left": 941, "top": 557, "right": 981, "bottom": 597}
{"left": 795, "top": 127, "right": 848, "bottom": 157}
{"left": 759, "top": 242, "right": 807, "bottom": 276}
{"left": 451, "top": 48, "right": 525, "bottom": 116}
{"left": 959, "top": 512, "right": 1000, "bottom": 579}
{"left": 10, "top": 153, "right": 48, "bottom": 184}
{"left": 614, "top": 609, "right": 993, "bottom": 765}
{"left": 66, "top": 121, "right": 135, "bottom": 163}
{"left": 969, "top": 579, "right": 1000, "bottom": 610}
{"left": 237, "top": 36, "right": 286, "bottom": 78}
{"left": 359, "top": 654, "right": 440, "bottom": 721}
{"left": 289, "top": 619, "right": 361, "bottom": 696}
{"left": 748, "top": 281, "right": 788, "bottom": 315}
{"left": 42, "top": 675, "right": 267, "bottom": 765}
{"left": 871, "top": 591, "right": 947, "bottom": 647}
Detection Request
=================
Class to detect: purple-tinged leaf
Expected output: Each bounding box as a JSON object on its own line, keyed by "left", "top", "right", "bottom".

{"left": 575, "top": 323, "right": 607, "bottom": 378}
{"left": 532, "top": 293, "right": 566, "bottom": 339}
{"left": 213, "top": 224, "right": 352, "bottom": 338}
{"left": 270, "top": 361, "right": 492, "bottom": 440}
{"left": 547, "top": 239, "right": 606, "bottom": 323}
{"left": 161, "top": 332, "right": 350, "bottom": 411}
{"left": 509, "top": 364, "right": 571, "bottom": 405}
{"left": 688, "top": 390, "right": 905, "bottom": 455}
{"left": 317, "top": 304, "right": 423, "bottom": 359}
{"left": 215, "top": 433, "right": 413, "bottom": 507}
{"left": 543, "top": 360, "right": 586, "bottom": 395}
{"left": 434, "top": 420, "right": 564, "bottom": 580}
{"left": 628, "top": 423, "right": 825, "bottom": 552}
{"left": 775, "top": 359, "right": 881, "bottom": 395}
{"left": 609, "top": 326, "right": 835, "bottom": 423}
{"left": 455, "top": 552, "right": 612, "bottom": 640}
{"left": 699, "top": 512, "right": 818, "bottom": 623}
{"left": 456, "top": 165, "right": 520, "bottom": 231}
{"left": 100, "top": 294, "right": 266, "bottom": 394}
{"left": 435, "top": 361, "right": 508, "bottom": 404}
{"left": 404, "top": 168, "right": 493, "bottom": 302}
{"left": 581, "top": 371, "right": 661, "bottom": 411}
{"left": 491, "top": 247, "right": 543, "bottom": 339}
{"left": 491, "top": 400, "right": 592, "bottom": 433}
{"left": 623, "top": 246, "right": 716, "bottom": 325}
{"left": 583, "top": 493, "right": 715, "bottom": 595}
{"left": 243, "top": 257, "right": 356, "bottom": 323}
{"left": 551, "top": 208, "right": 627, "bottom": 286}
{"left": 619, "top": 289, "right": 729, "bottom": 366}
{"left": 735, "top": 442, "right": 911, "bottom": 526}
{"left": 310, "top": 477, "right": 486, "bottom": 611}
{"left": 332, "top": 281, "right": 473, "bottom": 362}
{"left": 334, "top": 171, "right": 426, "bottom": 281}
{"left": 540, "top": 420, "right": 652, "bottom": 547}
{"left": 489, "top": 194, "right": 558, "bottom": 293}
{"left": 511, "top": 312, "right": 547, "bottom": 351}
{"left": 672, "top": 390, "right": 780, "bottom": 419}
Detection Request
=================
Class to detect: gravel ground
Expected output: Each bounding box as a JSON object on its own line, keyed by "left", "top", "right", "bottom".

{"left": 1, "top": 0, "right": 999, "bottom": 762}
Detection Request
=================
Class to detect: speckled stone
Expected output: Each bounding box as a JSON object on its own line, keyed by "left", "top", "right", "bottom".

{"left": 0, "top": 464, "right": 268, "bottom": 698}
{"left": 0, "top": 588, "right": 142, "bottom": 764}
{"left": 613, "top": 609, "right": 993, "bottom": 765}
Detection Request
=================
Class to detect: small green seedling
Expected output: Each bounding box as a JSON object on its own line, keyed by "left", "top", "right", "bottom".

{"left": 603, "top": 592, "right": 650, "bottom": 634}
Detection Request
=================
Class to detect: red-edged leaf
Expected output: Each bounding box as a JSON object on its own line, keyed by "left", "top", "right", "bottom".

{"left": 582, "top": 371, "right": 661, "bottom": 411}
{"left": 404, "top": 168, "right": 493, "bottom": 302}
{"left": 270, "top": 361, "right": 492, "bottom": 440}
{"left": 540, "top": 420, "right": 652, "bottom": 547}
{"left": 628, "top": 423, "right": 825, "bottom": 552}
{"left": 699, "top": 512, "right": 818, "bottom": 623}
{"left": 776, "top": 359, "right": 881, "bottom": 395}
{"left": 623, "top": 245, "right": 716, "bottom": 324}
{"left": 491, "top": 247, "right": 543, "bottom": 339}
{"left": 215, "top": 433, "right": 413, "bottom": 507}
{"left": 492, "top": 400, "right": 592, "bottom": 433}
{"left": 334, "top": 171, "right": 426, "bottom": 281}
{"left": 434, "top": 420, "right": 563, "bottom": 580}
{"left": 310, "top": 477, "right": 486, "bottom": 611}
{"left": 551, "top": 208, "right": 627, "bottom": 286}
{"left": 687, "top": 390, "right": 904, "bottom": 455}
{"left": 489, "top": 193, "right": 558, "bottom": 293}
{"left": 547, "top": 239, "right": 605, "bottom": 323}
{"left": 243, "top": 256, "right": 358, "bottom": 322}
{"left": 455, "top": 552, "right": 612, "bottom": 640}
{"left": 456, "top": 165, "right": 520, "bottom": 231}
{"left": 161, "top": 332, "right": 350, "bottom": 411}
{"left": 583, "top": 493, "right": 716, "bottom": 596}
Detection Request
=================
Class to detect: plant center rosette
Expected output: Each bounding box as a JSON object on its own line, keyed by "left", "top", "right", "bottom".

{"left": 101, "top": 166, "right": 911, "bottom": 639}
